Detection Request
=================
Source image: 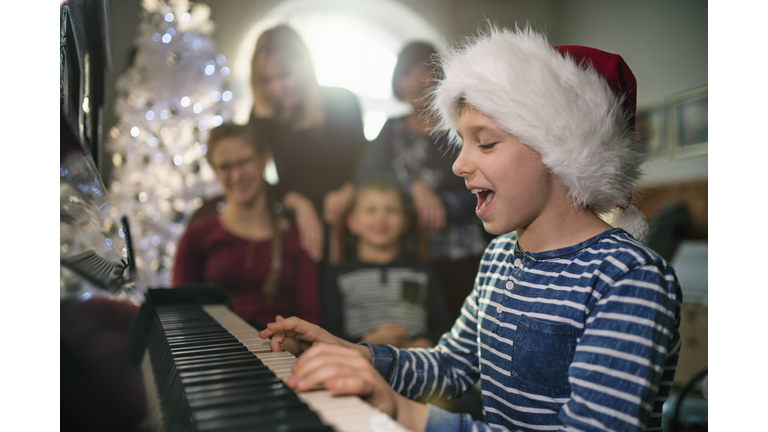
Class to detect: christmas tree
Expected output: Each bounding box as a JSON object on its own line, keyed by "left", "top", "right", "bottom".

{"left": 106, "top": 0, "right": 233, "bottom": 286}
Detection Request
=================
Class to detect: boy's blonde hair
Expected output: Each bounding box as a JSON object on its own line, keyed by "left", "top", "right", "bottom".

{"left": 350, "top": 178, "right": 408, "bottom": 214}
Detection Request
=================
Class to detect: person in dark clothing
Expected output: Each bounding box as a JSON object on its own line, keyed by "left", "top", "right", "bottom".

{"left": 354, "top": 42, "right": 489, "bottom": 318}
{"left": 323, "top": 179, "right": 452, "bottom": 348}
{"left": 248, "top": 25, "right": 366, "bottom": 262}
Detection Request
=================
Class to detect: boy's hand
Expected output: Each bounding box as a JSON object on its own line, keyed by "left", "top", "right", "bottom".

{"left": 323, "top": 182, "right": 354, "bottom": 225}
{"left": 287, "top": 344, "right": 429, "bottom": 431}
{"left": 360, "top": 324, "right": 408, "bottom": 347}
{"left": 283, "top": 192, "right": 323, "bottom": 262}
{"left": 287, "top": 344, "right": 399, "bottom": 416}
{"left": 259, "top": 315, "right": 367, "bottom": 358}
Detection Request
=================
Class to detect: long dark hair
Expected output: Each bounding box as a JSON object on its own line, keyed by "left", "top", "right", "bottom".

{"left": 391, "top": 41, "right": 438, "bottom": 101}
{"left": 206, "top": 123, "right": 283, "bottom": 301}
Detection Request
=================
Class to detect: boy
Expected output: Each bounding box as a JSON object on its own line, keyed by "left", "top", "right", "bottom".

{"left": 260, "top": 26, "right": 681, "bottom": 432}
{"left": 323, "top": 179, "right": 453, "bottom": 348}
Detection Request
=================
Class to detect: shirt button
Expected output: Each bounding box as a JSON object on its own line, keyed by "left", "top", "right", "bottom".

{"left": 505, "top": 281, "right": 513, "bottom": 290}
{"left": 496, "top": 305, "right": 503, "bottom": 314}
{"left": 514, "top": 258, "right": 522, "bottom": 267}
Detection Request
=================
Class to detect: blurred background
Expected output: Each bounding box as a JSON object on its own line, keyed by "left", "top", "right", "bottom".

{"left": 59, "top": 1, "right": 708, "bottom": 430}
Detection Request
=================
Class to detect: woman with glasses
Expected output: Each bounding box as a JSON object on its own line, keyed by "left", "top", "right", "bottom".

{"left": 172, "top": 123, "right": 321, "bottom": 329}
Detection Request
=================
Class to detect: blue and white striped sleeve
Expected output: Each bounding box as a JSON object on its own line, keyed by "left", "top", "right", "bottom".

{"left": 559, "top": 261, "right": 682, "bottom": 431}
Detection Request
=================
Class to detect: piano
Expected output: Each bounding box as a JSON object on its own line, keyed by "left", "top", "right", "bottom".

{"left": 133, "top": 287, "right": 413, "bottom": 432}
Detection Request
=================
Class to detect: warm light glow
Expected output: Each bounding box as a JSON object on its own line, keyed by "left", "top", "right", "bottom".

{"left": 231, "top": 0, "right": 442, "bottom": 126}
{"left": 364, "top": 111, "right": 387, "bottom": 140}
{"left": 313, "top": 26, "right": 365, "bottom": 92}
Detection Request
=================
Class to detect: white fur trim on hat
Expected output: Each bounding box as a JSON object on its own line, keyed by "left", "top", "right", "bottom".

{"left": 429, "top": 25, "right": 645, "bottom": 224}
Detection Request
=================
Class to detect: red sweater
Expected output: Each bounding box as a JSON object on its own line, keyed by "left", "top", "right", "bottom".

{"left": 172, "top": 215, "right": 320, "bottom": 328}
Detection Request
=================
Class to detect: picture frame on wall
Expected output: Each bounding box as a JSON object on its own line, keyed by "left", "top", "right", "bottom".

{"left": 669, "top": 86, "right": 708, "bottom": 158}
{"left": 636, "top": 104, "right": 668, "bottom": 161}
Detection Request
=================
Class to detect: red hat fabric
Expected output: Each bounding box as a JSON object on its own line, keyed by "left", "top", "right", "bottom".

{"left": 553, "top": 45, "right": 638, "bottom": 130}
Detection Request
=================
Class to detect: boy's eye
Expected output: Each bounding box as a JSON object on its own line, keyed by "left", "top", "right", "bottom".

{"left": 478, "top": 143, "right": 497, "bottom": 150}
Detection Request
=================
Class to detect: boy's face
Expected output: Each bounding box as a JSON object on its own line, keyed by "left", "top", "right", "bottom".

{"left": 348, "top": 189, "right": 408, "bottom": 249}
{"left": 453, "top": 107, "right": 557, "bottom": 235}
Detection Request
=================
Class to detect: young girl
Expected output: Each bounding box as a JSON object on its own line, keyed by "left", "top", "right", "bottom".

{"left": 248, "top": 25, "right": 366, "bottom": 261}
{"left": 260, "top": 26, "right": 681, "bottom": 432}
{"left": 172, "top": 123, "right": 320, "bottom": 329}
{"left": 355, "top": 42, "right": 488, "bottom": 317}
{"left": 323, "top": 179, "right": 453, "bottom": 349}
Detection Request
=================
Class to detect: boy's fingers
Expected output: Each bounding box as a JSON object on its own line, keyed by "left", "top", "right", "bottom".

{"left": 324, "top": 375, "right": 375, "bottom": 398}
{"left": 269, "top": 332, "right": 285, "bottom": 352}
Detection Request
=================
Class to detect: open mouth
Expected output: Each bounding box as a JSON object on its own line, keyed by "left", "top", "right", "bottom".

{"left": 472, "top": 188, "right": 495, "bottom": 211}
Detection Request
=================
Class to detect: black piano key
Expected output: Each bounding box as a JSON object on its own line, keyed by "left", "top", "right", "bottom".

{"left": 183, "top": 375, "right": 284, "bottom": 395}
{"left": 176, "top": 357, "right": 265, "bottom": 372}
{"left": 192, "top": 392, "right": 306, "bottom": 420}
{"left": 195, "top": 406, "right": 332, "bottom": 432}
{"left": 188, "top": 385, "right": 297, "bottom": 409}
{"left": 186, "top": 380, "right": 286, "bottom": 401}
{"left": 180, "top": 368, "right": 277, "bottom": 385}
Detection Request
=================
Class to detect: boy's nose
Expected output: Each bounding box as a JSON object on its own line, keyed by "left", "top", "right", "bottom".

{"left": 452, "top": 146, "right": 472, "bottom": 179}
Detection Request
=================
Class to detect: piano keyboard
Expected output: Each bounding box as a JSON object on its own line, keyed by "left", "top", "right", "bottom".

{"left": 142, "top": 302, "right": 411, "bottom": 432}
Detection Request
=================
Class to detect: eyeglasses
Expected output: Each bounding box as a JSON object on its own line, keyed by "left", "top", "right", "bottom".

{"left": 214, "top": 154, "right": 259, "bottom": 176}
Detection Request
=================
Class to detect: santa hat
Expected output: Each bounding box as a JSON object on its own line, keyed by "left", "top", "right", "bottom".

{"left": 429, "top": 25, "right": 649, "bottom": 242}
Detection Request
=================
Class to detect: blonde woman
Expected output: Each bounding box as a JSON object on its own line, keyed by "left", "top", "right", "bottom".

{"left": 249, "top": 25, "right": 365, "bottom": 261}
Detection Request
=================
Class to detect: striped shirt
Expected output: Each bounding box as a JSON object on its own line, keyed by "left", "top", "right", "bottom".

{"left": 323, "top": 258, "right": 453, "bottom": 343}
{"left": 365, "top": 228, "right": 682, "bottom": 432}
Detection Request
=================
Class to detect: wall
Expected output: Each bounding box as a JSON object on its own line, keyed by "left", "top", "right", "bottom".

{"left": 102, "top": 0, "right": 707, "bottom": 185}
